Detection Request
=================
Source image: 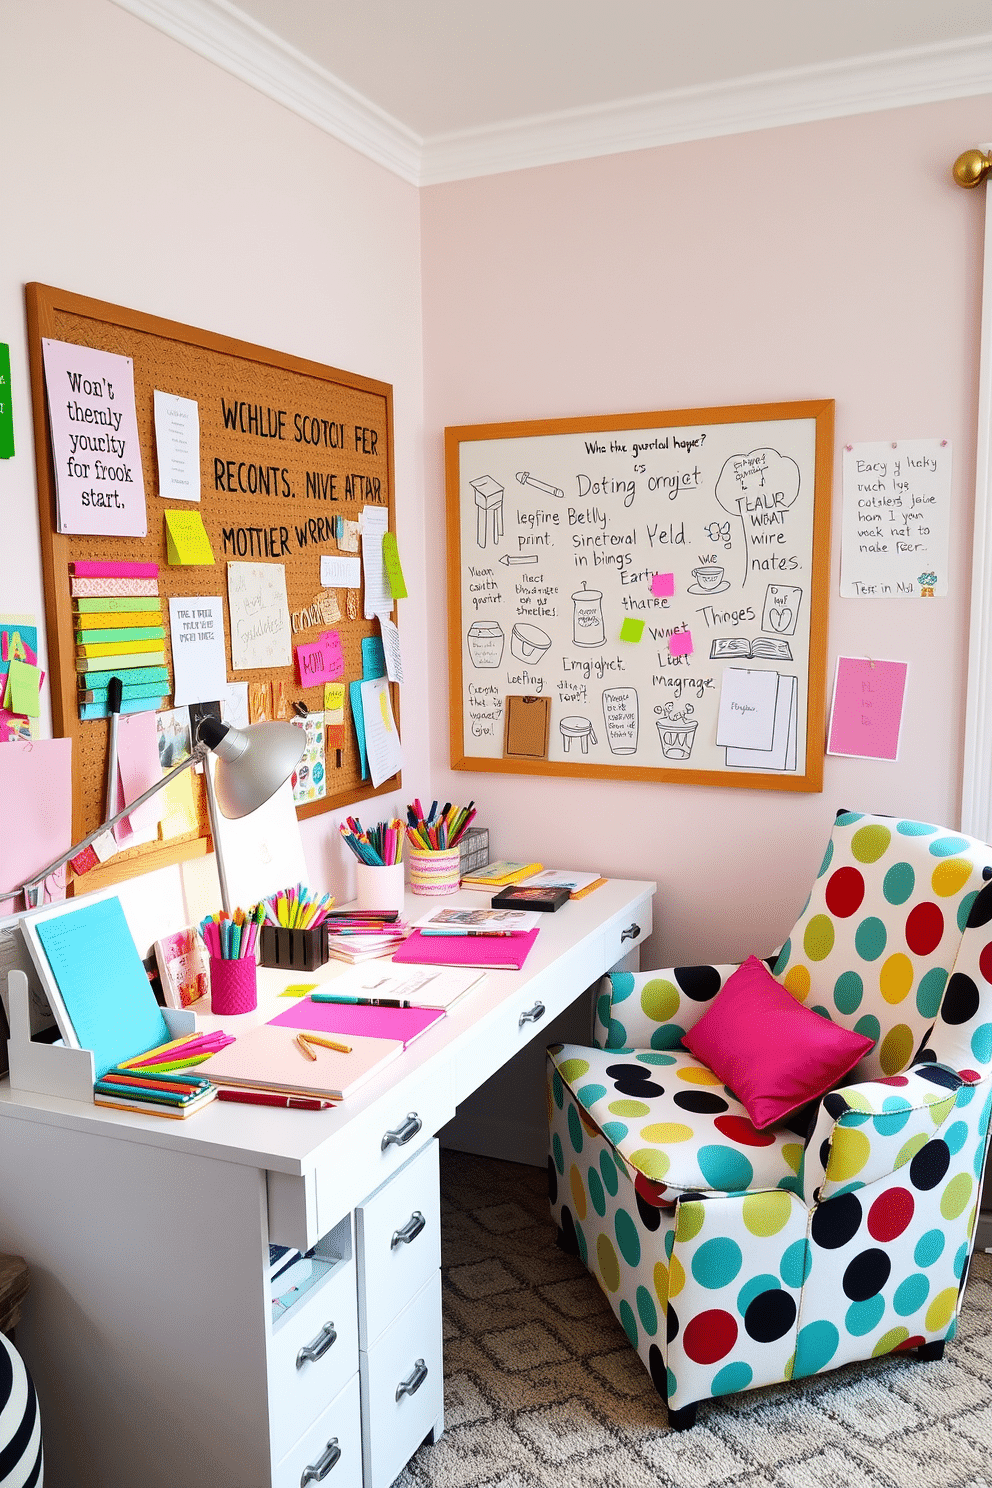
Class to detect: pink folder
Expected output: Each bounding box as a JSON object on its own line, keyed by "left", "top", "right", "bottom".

{"left": 0, "top": 738, "right": 72, "bottom": 912}
{"left": 70, "top": 561, "right": 159, "bottom": 579}
{"left": 269, "top": 1000, "right": 444, "bottom": 1048}
{"left": 391, "top": 928, "right": 539, "bottom": 970}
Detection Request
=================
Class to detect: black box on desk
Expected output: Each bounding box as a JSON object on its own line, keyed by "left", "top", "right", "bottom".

{"left": 259, "top": 924, "right": 328, "bottom": 972}
{"left": 458, "top": 827, "right": 489, "bottom": 877}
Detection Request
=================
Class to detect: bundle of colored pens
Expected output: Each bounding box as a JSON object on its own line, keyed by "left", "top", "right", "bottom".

{"left": 92, "top": 1029, "right": 236, "bottom": 1118}
{"left": 262, "top": 885, "right": 334, "bottom": 930}
{"left": 200, "top": 905, "right": 264, "bottom": 960}
{"left": 339, "top": 816, "right": 405, "bottom": 866}
{"left": 406, "top": 799, "right": 476, "bottom": 851}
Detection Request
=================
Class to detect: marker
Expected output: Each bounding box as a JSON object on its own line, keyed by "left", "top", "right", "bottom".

{"left": 498, "top": 554, "right": 538, "bottom": 565}
{"left": 516, "top": 471, "right": 564, "bottom": 498}
{"left": 310, "top": 993, "right": 411, "bottom": 1008}
{"left": 299, "top": 1034, "right": 352, "bottom": 1054}
{"left": 217, "top": 1090, "right": 335, "bottom": 1110}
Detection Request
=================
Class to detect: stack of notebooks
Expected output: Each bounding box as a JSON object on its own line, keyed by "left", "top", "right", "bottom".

{"left": 72, "top": 560, "right": 168, "bottom": 720}
{"left": 93, "top": 1064, "right": 218, "bottom": 1119}
{"left": 393, "top": 905, "right": 542, "bottom": 970}
{"left": 322, "top": 909, "right": 411, "bottom": 965}
{"left": 460, "top": 860, "right": 543, "bottom": 891}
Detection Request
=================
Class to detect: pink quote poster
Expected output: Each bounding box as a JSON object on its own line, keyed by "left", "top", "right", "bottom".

{"left": 827, "top": 657, "right": 908, "bottom": 761}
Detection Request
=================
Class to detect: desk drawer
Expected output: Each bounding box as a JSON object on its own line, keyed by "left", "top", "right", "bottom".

{"left": 273, "top": 1372, "right": 362, "bottom": 1488}
{"left": 357, "top": 1140, "right": 440, "bottom": 1348}
{"left": 602, "top": 893, "right": 653, "bottom": 968}
{"left": 269, "top": 1253, "right": 359, "bottom": 1460}
{"left": 360, "top": 1272, "right": 443, "bottom": 1488}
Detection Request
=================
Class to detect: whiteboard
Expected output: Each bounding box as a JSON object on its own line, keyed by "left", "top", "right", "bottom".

{"left": 445, "top": 401, "right": 833, "bottom": 792}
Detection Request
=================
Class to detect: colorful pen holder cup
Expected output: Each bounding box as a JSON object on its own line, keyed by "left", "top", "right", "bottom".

{"left": 209, "top": 955, "right": 258, "bottom": 1016}
{"left": 408, "top": 846, "right": 461, "bottom": 897}
{"left": 355, "top": 861, "right": 406, "bottom": 914}
{"left": 259, "top": 924, "right": 329, "bottom": 972}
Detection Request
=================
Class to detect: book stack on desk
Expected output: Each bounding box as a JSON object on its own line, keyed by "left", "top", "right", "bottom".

{"left": 71, "top": 561, "right": 169, "bottom": 720}
{"left": 392, "top": 905, "right": 542, "bottom": 970}
{"left": 322, "top": 909, "right": 411, "bottom": 964}
{"left": 459, "top": 859, "right": 543, "bottom": 890}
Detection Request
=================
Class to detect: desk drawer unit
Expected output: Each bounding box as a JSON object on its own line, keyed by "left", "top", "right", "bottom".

{"left": 357, "top": 1139, "right": 441, "bottom": 1349}
{"left": 360, "top": 1272, "right": 444, "bottom": 1488}
{"left": 602, "top": 893, "right": 653, "bottom": 968}
{"left": 269, "top": 1252, "right": 359, "bottom": 1461}
{"left": 273, "top": 1372, "right": 363, "bottom": 1488}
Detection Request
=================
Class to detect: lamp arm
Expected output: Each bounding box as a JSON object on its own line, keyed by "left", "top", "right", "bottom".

{"left": 6, "top": 744, "right": 210, "bottom": 906}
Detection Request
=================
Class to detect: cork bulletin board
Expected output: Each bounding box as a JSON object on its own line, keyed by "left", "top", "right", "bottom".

{"left": 25, "top": 283, "right": 398, "bottom": 890}
{"left": 446, "top": 400, "right": 833, "bottom": 793}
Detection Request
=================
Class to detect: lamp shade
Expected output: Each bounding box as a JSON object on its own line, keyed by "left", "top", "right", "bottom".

{"left": 196, "top": 718, "right": 305, "bottom": 819}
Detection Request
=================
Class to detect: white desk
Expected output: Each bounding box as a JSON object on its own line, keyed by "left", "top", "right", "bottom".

{"left": 0, "top": 879, "right": 653, "bottom": 1487}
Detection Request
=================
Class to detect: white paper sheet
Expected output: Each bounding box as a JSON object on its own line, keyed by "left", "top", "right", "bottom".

{"left": 361, "top": 505, "right": 391, "bottom": 620}
{"left": 168, "top": 596, "right": 227, "bottom": 706}
{"left": 715, "top": 667, "right": 780, "bottom": 750}
{"left": 360, "top": 675, "right": 402, "bottom": 787}
{"left": 320, "top": 555, "right": 361, "bottom": 589}
{"left": 377, "top": 613, "right": 404, "bottom": 683}
{"left": 220, "top": 681, "right": 250, "bottom": 730}
{"left": 840, "top": 439, "right": 951, "bottom": 598}
{"left": 227, "top": 562, "right": 293, "bottom": 671}
{"left": 725, "top": 675, "right": 798, "bottom": 772}
{"left": 153, "top": 390, "right": 201, "bottom": 501}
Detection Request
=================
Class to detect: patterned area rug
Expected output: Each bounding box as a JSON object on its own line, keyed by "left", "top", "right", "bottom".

{"left": 397, "top": 1151, "right": 992, "bottom": 1488}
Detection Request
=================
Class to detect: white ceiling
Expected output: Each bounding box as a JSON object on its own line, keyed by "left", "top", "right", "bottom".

{"left": 231, "top": 0, "right": 992, "bottom": 138}
{"left": 115, "top": 0, "right": 992, "bottom": 183}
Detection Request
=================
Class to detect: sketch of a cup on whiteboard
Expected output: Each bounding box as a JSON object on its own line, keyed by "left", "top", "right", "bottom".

{"left": 602, "top": 688, "right": 639, "bottom": 754}
{"left": 655, "top": 703, "right": 697, "bottom": 760}
{"left": 571, "top": 582, "right": 606, "bottom": 647}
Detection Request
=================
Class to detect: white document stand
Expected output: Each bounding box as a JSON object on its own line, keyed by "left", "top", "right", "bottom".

{"left": 0, "top": 879, "right": 654, "bottom": 1488}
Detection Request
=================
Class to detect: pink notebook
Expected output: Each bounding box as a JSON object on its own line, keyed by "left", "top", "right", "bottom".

{"left": 202, "top": 1022, "right": 403, "bottom": 1100}
{"left": 391, "top": 928, "right": 539, "bottom": 970}
{"left": 269, "top": 1001, "right": 445, "bottom": 1048}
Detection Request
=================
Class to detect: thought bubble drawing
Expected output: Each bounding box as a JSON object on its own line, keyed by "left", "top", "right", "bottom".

{"left": 714, "top": 447, "right": 801, "bottom": 586}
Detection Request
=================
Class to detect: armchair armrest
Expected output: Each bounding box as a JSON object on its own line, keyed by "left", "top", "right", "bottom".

{"left": 594, "top": 961, "right": 745, "bottom": 1050}
{"left": 801, "top": 1061, "right": 967, "bottom": 1205}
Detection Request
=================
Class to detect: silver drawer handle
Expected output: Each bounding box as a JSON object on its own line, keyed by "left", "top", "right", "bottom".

{"left": 395, "top": 1358, "right": 428, "bottom": 1401}
{"left": 391, "top": 1210, "right": 426, "bottom": 1249}
{"left": 518, "top": 1000, "right": 545, "bottom": 1029}
{"left": 381, "top": 1112, "right": 422, "bottom": 1150}
{"left": 620, "top": 922, "right": 640, "bottom": 943}
{"left": 296, "top": 1321, "right": 337, "bottom": 1369}
{"left": 300, "top": 1438, "right": 340, "bottom": 1483}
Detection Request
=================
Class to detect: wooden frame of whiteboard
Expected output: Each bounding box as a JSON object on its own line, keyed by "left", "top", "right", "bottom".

{"left": 24, "top": 282, "right": 399, "bottom": 894}
{"left": 445, "top": 399, "right": 833, "bottom": 793}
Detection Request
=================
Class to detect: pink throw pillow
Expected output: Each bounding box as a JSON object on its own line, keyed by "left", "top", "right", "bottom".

{"left": 681, "top": 956, "right": 875, "bottom": 1130}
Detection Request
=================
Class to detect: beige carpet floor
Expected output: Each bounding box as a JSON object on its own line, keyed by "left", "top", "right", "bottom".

{"left": 396, "top": 1150, "right": 992, "bottom": 1488}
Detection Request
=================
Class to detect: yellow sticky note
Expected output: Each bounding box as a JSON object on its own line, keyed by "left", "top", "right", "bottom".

{"left": 7, "top": 658, "right": 41, "bottom": 717}
{"left": 324, "top": 681, "right": 345, "bottom": 716}
{"left": 158, "top": 768, "right": 198, "bottom": 840}
{"left": 280, "top": 983, "right": 318, "bottom": 998}
{"left": 165, "top": 509, "right": 215, "bottom": 565}
{"left": 382, "top": 532, "right": 408, "bottom": 599}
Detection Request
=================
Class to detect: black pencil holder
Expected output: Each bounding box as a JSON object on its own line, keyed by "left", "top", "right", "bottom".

{"left": 259, "top": 924, "right": 329, "bottom": 972}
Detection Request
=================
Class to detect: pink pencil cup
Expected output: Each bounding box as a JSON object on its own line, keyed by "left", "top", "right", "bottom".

{"left": 209, "top": 955, "right": 258, "bottom": 1015}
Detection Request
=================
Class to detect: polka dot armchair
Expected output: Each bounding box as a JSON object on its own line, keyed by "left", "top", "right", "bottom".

{"left": 547, "top": 811, "right": 992, "bottom": 1429}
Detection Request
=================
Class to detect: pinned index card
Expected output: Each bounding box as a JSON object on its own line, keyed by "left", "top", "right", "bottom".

{"left": 827, "top": 656, "right": 908, "bottom": 761}
{"left": 716, "top": 667, "right": 780, "bottom": 750}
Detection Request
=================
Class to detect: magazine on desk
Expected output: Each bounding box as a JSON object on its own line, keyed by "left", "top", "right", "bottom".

{"left": 412, "top": 906, "right": 540, "bottom": 934}
{"left": 303, "top": 962, "right": 486, "bottom": 1009}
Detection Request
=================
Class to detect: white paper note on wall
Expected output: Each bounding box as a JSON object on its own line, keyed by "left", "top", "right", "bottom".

{"left": 715, "top": 668, "right": 780, "bottom": 750}
{"left": 154, "top": 390, "right": 201, "bottom": 502}
{"left": 169, "top": 596, "right": 227, "bottom": 706}
{"left": 361, "top": 505, "right": 391, "bottom": 619}
{"left": 360, "top": 675, "right": 402, "bottom": 786}
{"left": 227, "top": 562, "right": 292, "bottom": 671}
{"left": 840, "top": 439, "right": 950, "bottom": 598}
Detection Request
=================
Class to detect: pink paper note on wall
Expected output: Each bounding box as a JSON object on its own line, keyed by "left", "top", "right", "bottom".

{"left": 651, "top": 572, "right": 675, "bottom": 597}
{"left": 295, "top": 629, "right": 344, "bottom": 687}
{"left": 827, "top": 657, "right": 908, "bottom": 761}
{"left": 114, "top": 710, "right": 164, "bottom": 845}
{"left": 0, "top": 738, "right": 72, "bottom": 913}
{"left": 669, "top": 630, "right": 694, "bottom": 657}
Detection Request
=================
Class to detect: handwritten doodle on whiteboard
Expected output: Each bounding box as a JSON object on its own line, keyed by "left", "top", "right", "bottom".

{"left": 447, "top": 400, "right": 833, "bottom": 793}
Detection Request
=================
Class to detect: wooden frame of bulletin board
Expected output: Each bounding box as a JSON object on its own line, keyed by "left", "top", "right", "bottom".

{"left": 446, "top": 400, "right": 833, "bottom": 793}
{"left": 25, "top": 282, "right": 399, "bottom": 891}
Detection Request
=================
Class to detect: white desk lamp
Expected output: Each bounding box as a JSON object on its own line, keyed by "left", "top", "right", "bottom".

{"left": 9, "top": 717, "right": 305, "bottom": 914}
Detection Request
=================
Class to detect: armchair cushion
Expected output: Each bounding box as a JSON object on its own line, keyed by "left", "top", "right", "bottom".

{"left": 682, "top": 956, "right": 874, "bottom": 1130}
{"left": 549, "top": 1042, "right": 804, "bottom": 1197}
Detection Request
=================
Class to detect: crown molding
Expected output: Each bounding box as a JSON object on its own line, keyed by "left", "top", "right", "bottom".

{"left": 420, "top": 34, "right": 992, "bottom": 184}
{"left": 112, "top": 0, "right": 422, "bottom": 184}
{"left": 114, "top": 1, "right": 992, "bottom": 188}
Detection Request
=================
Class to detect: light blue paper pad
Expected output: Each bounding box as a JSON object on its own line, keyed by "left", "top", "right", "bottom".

{"left": 35, "top": 897, "right": 170, "bottom": 1078}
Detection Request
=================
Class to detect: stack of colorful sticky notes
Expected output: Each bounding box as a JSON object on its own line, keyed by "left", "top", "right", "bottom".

{"left": 71, "top": 561, "right": 169, "bottom": 720}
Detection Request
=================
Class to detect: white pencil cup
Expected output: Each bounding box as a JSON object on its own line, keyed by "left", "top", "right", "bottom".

{"left": 354, "top": 861, "right": 406, "bottom": 914}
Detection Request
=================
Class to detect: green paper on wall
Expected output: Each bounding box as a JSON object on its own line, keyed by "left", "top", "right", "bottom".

{"left": 0, "top": 343, "right": 13, "bottom": 459}
{"left": 5, "top": 658, "right": 41, "bottom": 717}
{"left": 619, "top": 617, "right": 645, "bottom": 643}
{"left": 382, "top": 532, "right": 408, "bottom": 599}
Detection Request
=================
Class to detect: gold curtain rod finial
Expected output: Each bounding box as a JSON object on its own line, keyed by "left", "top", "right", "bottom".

{"left": 953, "top": 149, "right": 992, "bottom": 188}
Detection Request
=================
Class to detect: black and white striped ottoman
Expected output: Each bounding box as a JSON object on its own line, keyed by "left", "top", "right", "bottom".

{"left": 0, "top": 1331, "right": 42, "bottom": 1487}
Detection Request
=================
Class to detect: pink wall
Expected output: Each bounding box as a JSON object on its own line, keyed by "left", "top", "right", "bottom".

{"left": 1, "top": 0, "right": 427, "bottom": 906}
{"left": 421, "top": 98, "right": 991, "bottom": 965}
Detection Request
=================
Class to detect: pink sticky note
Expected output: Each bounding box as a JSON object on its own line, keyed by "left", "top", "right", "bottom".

{"left": 651, "top": 573, "right": 675, "bottom": 598}
{"left": 669, "top": 630, "right": 694, "bottom": 657}
{"left": 296, "top": 629, "right": 345, "bottom": 686}
{"left": 827, "top": 657, "right": 908, "bottom": 761}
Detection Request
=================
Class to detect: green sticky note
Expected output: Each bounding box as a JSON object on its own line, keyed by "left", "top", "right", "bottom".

{"left": 382, "top": 532, "right": 408, "bottom": 599}
{"left": 8, "top": 658, "right": 42, "bottom": 716}
{"left": 280, "top": 982, "right": 318, "bottom": 998}
{"left": 0, "top": 344, "right": 13, "bottom": 459}
{"left": 619, "top": 617, "right": 645, "bottom": 643}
